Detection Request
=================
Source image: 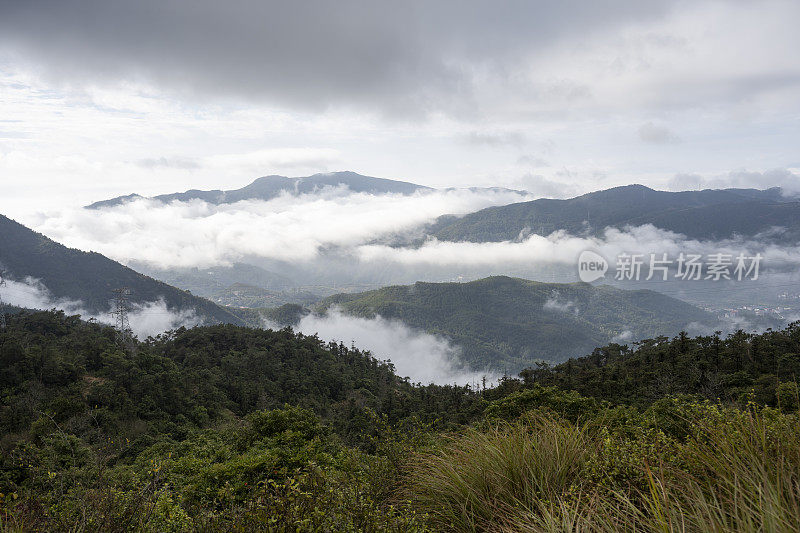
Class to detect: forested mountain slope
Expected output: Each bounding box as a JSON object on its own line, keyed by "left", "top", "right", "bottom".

{"left": 1, "top": 310, "right": 798, "bottom": 530}
{"left": 0, "top": 214, "right": 243, "bottom": 324}
{"left": 315, "top": 276, "right": 714, "bottom": 371}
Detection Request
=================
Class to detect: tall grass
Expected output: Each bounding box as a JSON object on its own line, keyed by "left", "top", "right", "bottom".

{"left": 645, "top": 407, "right": 800, "bottom": 533}
{"left": 405, "top": 414, "right": 593, "bottom": 531}
{"left": 405, "top": 407, "right": 800, "bottom": 533}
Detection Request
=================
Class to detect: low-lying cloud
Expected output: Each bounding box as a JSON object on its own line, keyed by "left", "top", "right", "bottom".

{"left": 543, "top": 292, "right": 579, "bottom": 316}
{"left": 22, "top": 188, "right": 534, "bottom": 268}
{"left": 265, "top": 308, "right": 495, "bottom": 386}
{"left": 358, "top": 225, "right": 800, "bottom": 272}
{"left": 0, "top": 277, "right": 198, "bottom": 339}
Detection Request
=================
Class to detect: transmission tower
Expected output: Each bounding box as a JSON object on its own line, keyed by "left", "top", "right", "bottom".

{"left": 111, "top": 287, "right": 133, "bottom": 347}
{"left": 0, "top": 271, "right": 6, "bottom": 331}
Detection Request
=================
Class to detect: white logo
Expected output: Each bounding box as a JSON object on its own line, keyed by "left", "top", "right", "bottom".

{"left": 578, "top": 250, "right": 608, "bottom": 282}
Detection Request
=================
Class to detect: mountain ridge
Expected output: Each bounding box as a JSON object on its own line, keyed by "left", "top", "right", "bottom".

{"left": 427, "top": 184, "right": 800, "bottom": 242}
{"left": 269, "top": 275, "right": 715, "bottom": 372}
{"left": 0, "top": 214, "right": 244, "bottom": 325}
{"left": 86, "top": 171, "right": 433, "bottom": 208}
{"left": 85, "top": 171, "right": 532, "bottom": 209}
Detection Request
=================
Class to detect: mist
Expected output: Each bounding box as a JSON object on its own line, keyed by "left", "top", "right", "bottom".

{"left": 14, "top": 188, "right": 800, "bottom": 316}
{"left": 0, "top": 277, "right": 199, "bottom": 339}
{"left": 22, "top": 187, "right": 534, "bottom": 269}
{"left": 265, "top": 308, "right": 495, "bottom": 386}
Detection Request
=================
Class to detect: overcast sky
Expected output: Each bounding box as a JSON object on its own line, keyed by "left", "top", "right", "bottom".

{"left": 1, "top": 0, "right": 799, "bottom": 216}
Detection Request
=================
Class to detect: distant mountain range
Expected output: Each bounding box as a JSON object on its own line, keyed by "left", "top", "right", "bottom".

{"left": 86, "top": 171, "right": 428, "bottom": 208}
{"left": 0, "top": 214, "right": 244, "bottom": 325}
{"left": 427, "top": 184, "right": 800, "bottom": 242}
{"left": 267, "top": 275, "right": 715, "bottom": 372}
{"left": 86, "top": 171, "right": 529, "bottom": 208}
{"left": 88, "top": 175, "right": 800, "bottom": 245}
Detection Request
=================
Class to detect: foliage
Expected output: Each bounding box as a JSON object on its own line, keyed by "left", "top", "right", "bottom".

{"left": 2, "top": 311, "right": 800, "bottom": 531}
{"left": 525, "top": 325, "right": 800, "bottom": 408}
{"left": 407, "top": 402, "right": 800, "bottom": 533}
{"left": 315, "top": 276, "right": 712, "bottom": 371}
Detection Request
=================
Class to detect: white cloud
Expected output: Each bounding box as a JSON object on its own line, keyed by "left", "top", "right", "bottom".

{"left": 21, "top": 188, "right": 534, "bottom": 268}
{"left": 203, "top": 148, "right": 342, "bottom": 174}
{"left": 270, "top": 308, "right": 494, "bottom": 385}
{"left": 543, "top": 292, "right": 579, "bottom": 315}
{"left": 611, "top": 330, "right": 633, "bottom": 343}
{"left": 357, "top": 224, "right": 800, "bottom": 272}
{"left": 0, "top": 277, "right": 198, "bottom": 339}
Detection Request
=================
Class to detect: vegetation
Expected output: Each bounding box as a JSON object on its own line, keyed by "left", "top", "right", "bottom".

{"left": 408, "top": 404, "right": 800, "bottom": 532}
{"left": 519, "top": 324, "right": 800, "bottom": 408}
{"left": 315, "top": 276, "right": 713, "bottom": 371}
{"left": 1, "top": 309, "right": 799, "bottom": 531}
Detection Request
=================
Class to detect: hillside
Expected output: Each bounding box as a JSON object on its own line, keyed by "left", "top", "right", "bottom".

{"left": 1, "top": 310, "right": 797, "bottom": 531}
{"left": 428, "top": 184, "right": 800, "bottom": 242}
{"left": 314, "top": 276, "right": 714, "bottom": 371}
{"left": 0, "top": 214, "right": 243, "bottom": 324}
{"left": 87, "top": 171, "right": 432, "bottom": 208}
{"left": 526, "top": 322, "right": 800, "bottom": 407}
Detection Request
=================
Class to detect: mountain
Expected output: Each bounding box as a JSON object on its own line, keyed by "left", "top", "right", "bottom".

{"left": 300, "top": 275, "right": 714, "bottom": 372}
{"left": 0, "top": 214, "right": 244, "bottom": 324}
{"left": 86, "top": 171, "right": 433, "bottom": 208}
{"left": 428, "top": 184, "right": 800, "bottom": 242}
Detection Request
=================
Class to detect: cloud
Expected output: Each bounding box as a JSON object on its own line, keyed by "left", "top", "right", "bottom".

{"left": 611, "top": 330, "right": 633, "bottom": 343}
{"left": 638, "top": 122, "right": 680, "bottom": 144}
{"left": 21, "top": 188, "right": 534, "bottom": 268}
{"left": 517, "top": 156, "right": 549, "bottom": 167}
{"left": 543, "top": 292, "right": 579, "bottom": 315}
{"left": 135, "top": 157, "right": 201, "bottom": 170}
{"left": 357, "top": 224, "right": 800, "bottom": 272}
{"left": 3, "top": 2, "right": 800, "bottom": 214}
{"left": 135, "top": 149, "right": 341, "bottom": 173}
{"left": 203, "top": 148, "right": 342, "bottom": 173}
{"left": 510, "top": 173, "right": 581, "bottom": 198}
{"left": 0, "top": 0, "right": 683, "bottom": 117}
{"left": 0, "top": 277, "right": 198, "bottom": 339}
{"left": 269, "top": 308, "right": 494, "bottom": 385}
{"left": 6, "top": 0, "right": 798, "bottom": 121}
{"left": 461, "top": 131, "right": 526, "bottom": 147}
{"left": 668, "top": 168, "right": 800, "bottom": 195}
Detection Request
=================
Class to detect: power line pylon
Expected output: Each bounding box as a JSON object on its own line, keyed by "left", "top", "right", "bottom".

{"left": 111, "top": 287, "right": 133, "bottom": 348}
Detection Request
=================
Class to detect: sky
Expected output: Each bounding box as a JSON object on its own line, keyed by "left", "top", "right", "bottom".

{"left": 1, "top": 0, "right": 800, "bottom": 217}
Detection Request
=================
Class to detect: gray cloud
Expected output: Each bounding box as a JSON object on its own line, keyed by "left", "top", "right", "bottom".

{"left": 461, "top": 131, "right": 526, "bottom": 147}
{"left": 0, "top": 0, "right": 677, "bottom": 116}
{"left": 135, "top": 156, "right": 201, "bottom": 169}
{"left": 517, "top": 155, "right": 549, "bottom": 167}
{"left": 638, "top": 122, "right": 680, "bottom": 144}
{"left": 668, "top": 168, "right": 800, "bottom": 194}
